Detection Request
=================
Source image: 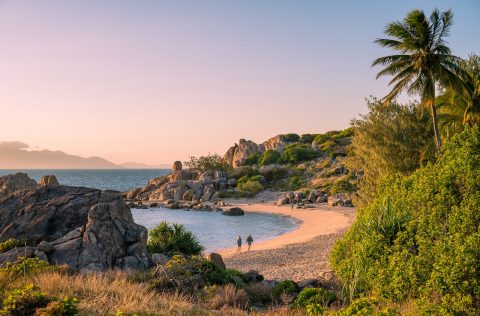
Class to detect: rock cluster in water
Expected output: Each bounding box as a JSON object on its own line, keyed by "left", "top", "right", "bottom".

{"left": 0, "top": 173, "right": 150, "bottom": 272}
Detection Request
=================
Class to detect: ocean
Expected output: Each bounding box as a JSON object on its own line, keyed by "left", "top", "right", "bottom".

{"left": 0, "top": 169, "right": 170, "bottom": 192}
{"left": 0, "top": 168, "right": 300, "bottom": 252}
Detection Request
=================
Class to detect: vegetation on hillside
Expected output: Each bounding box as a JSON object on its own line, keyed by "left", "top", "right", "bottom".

{"left": 346, "top": 98, "right": 435, "bottom": 207}
{"left": 184, "top": 154, "right": 231, "bottom": 173}
{"left": 331, "top": 126, "right": 480, "bottom": 314}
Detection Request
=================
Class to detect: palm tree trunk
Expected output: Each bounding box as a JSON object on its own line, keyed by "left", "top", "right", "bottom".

{"left": 431, "top": 98, "right": 442, "bottom": 151}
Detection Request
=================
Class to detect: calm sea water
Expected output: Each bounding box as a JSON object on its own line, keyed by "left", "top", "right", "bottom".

{"left": 132, "top": 207, "right": 301, "bottom": 252}
{"left": 0, "top": 169, "right": 170, "bottom": 191}
{"left": 0, "top": 169, "right": 300, "bottom": 250}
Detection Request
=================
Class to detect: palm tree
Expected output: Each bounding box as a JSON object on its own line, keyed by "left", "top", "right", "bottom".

{"left": 372, "top": 9, "right": 466, "bottom": 151}
{"left": 437, "top": 54, "right": 480, "bottom": 137}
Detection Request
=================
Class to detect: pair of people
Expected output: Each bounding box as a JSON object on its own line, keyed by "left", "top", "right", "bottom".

{"left": 236, "top": 234, "right": 253, "bottom": 252}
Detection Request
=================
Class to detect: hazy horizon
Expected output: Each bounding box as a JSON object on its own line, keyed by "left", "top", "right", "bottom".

{"left": 1, "top": 1, "right": 478, "bottom": 166}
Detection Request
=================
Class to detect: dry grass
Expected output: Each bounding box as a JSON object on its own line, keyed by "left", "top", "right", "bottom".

{"left": 205, "top": 284, "right": 249, "bottom": 310}
{"left": 32, "top": 271, "right": 196, "bottom": 315}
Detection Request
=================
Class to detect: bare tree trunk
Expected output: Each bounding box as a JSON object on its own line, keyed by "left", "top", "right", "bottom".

{"left": 431, "top": 100, "right": 442, "bottom": 151}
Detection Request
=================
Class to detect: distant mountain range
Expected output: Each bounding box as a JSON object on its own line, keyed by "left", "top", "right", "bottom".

{"left": 0, "top": 141, "right": 170, "bottom": 169}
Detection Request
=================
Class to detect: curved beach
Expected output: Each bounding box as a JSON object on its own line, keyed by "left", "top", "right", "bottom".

{"left": 220, "top": 197, "right": 355, "bottom": 281}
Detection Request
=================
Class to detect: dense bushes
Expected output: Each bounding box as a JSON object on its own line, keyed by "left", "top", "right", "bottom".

{"left": 281, "top": 133, "right": 300, "bottom": 142}
{"left": 331, "top": 126, "right": 480, "bottom": 313}
{"left": 236, "top": 175, "right": 264, "bottom": 193}
{"left": 346, "top": 99, "right": 435, "bottom": 207}
{"left": 280, "top": 144, "right": 319, "bottom": 163}
{"left": 147, "top": 221, "right": 204, "bottom": 256}
{"left": 258, "top": 150, "right": 281, "bottom": 165}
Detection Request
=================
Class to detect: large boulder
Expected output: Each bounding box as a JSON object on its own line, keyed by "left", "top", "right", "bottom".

{"left": 222, "top": 207, "right": 245, "bottom": 216}
{"left": 224, "top": 139, "right": 263, "bottom": 168}
{"left": 0, "top": 185, "right": 151, "bottom": 271}
{"left": 208, "top": 252, "right": 226, "bottom": 269}
{"left": 0, "top": 173, "right": 37, "bottom": 198}
{"left": 39, "top": 175, "right": 59, "bottom": 186}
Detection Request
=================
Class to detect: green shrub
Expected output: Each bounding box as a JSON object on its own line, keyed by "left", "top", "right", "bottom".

{"left": 227, "top": 166, "right": 259, "bottom": 179}
{"left": 0, "top": 257, "right": 51, "bottom": 278}
{"left": 281, "top": 144, "right": 319, "bottom": 163}
{"left": 281, "top": 133, "right": 300, "bottom": 142}
{"left": 331, "top": 126, "right": 480, "bottom": 313}
{"left": 0, "top": 285, "right": 51, "bottom": 316}
{"left": 318, "top": 140, "right": 336, "bottom": 153}
{"left": 35, "top": 297, "right": 79, "bottom": 316}
{"left": 163, "top": 255, "right": 246, "bottom": 291}
{"left": 305, "top": 303, "right": 324, "bottom": 316}
{"left": 259, "top": 166, "right": 288, "bottom": 182}
{"left": 0, "top": 238, "right": 24, "bottom": 253}
{"left": 331, "top": 180, "right": 356, "bottom": 194}
{"left": 245, "top": 152, "right": 260, "bottom": 166}
{"left": 293, "top": 287, "right": 336, "bottom": 308}
{"left": 184, "top": 154, "right": 231, "bottom": 173}
{"left": 237, "top": 181, "right": 263, "bottom": 193}
{"left": 147, "top": 221, "right": 203, "bottom": 256}
{"left": 272, "top": 280, "right": 298, "bottom": 299}
{"left": 258, "top": 150, "right": 281, "bottom": 166}
{"left": 237, "top": 175, "right": 264, "bottom": 193}
{"left": 300, "top": 134, "right": 318, "bottom": 144}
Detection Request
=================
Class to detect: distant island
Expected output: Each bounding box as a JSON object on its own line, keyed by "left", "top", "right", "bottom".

{"left": 0, "top": 141, "right": 169, "bottom": 169}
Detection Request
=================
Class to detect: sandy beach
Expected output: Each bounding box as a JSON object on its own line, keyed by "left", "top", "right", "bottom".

{"left": 219, "top": 195, "right": 355, "bottom": 281}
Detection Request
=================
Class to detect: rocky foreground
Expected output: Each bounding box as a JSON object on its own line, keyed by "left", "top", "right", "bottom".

{"left": 0, "top": 173, "right": 150, "bottom": 272}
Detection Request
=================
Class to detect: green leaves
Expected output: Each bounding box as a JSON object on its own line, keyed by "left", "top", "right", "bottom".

{"left": 147, "top": 221, "right": 204, "bottom": 256}
{"left": 331, "top": 126, "right": 480, "bottom": 313}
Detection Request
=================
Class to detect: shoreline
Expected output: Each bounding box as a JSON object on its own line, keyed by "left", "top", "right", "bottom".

{"left": 218, "top": 201, "right": 355, "bottom": 258}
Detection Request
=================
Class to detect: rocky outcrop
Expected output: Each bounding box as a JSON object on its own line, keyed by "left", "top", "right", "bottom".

{"left": 125, "top": 161, "right": 235, "bottom": 204}
{"left": 39, "top": 175, "right": 59, "bottom": 186}
{"left": 0, "top": 183, "right": 150, "bottom": 271}
{"left": 223, "top": 135, "right": 295, "bottom": 168}
{"left": 173, "top": 161, "right": 182, "bottom": 171}
{"left": 0, "top": 173, "right": 37, "bottom": 198}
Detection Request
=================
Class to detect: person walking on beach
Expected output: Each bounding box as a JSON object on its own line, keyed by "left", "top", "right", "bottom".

{"left": 237, "top": 235, "right": 242, "bottom": 252}
{"left": 246, "top": 234, "right": 253, "bottom": 251}
{"left": 291, "top": 199, "right": 295, "bottom": 210}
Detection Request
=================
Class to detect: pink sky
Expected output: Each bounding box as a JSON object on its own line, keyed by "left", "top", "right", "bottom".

{"left": 0, "top": 1, "right": 478, "bottom": 165}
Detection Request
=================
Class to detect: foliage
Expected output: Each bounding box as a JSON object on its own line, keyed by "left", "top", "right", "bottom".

{"left": 163, "top": 255, "right": 247, "bottom": 291}
{"left": 237, "top": 175, "right": 264, "bottom": 193}
{"left": 0, "top": 257, "right": 52, "bottom": 278}
{"left": 245, "top": 152, "right": 260, "bottom": 166}
{"left": 293, "top": 287, "right": 336, "bottom": 309}
{"left": 372, "top": 8, "right": 466, "bottom": 150}
{"left": 258, "top": 150, "right": 281, "bottom": 166}
{"left": 35, "top": 297, "right": 79, "bottom": 316}
{"left": 227, "top": 166, "right": 259, "bottom": 179}
{"left": 0, "top": 238, "right": 24, "bottom": 253}
{"left": 281, "top": 144, "right": 319, "bottom": 164}
{"left": 346, "top": 98, "right": 435, "bottom": 207}
{"left": 299, "top": 134, "right": 318, "bottom": 144}
{"left": 272, "top": 280, "right": 298, "bottom": 300}
{"left": 184, "top": 154, "right": 231, "bottom": 173}
{"left": 437, "top": 54, "right": 480, "bottom": 139}
{"left": 237, "top": 181, "right": 263, "bottom": 193}
{"left": 147, "top": 221, "right": 203, "bottom": 256}
{"left": 331, "top": 179, "right": 356, "bottom": 194}
{"left": 331, "top": 126, "right": 480, "bottom": 313}
{"left": 0, "top": 285, "right": 51, "bottom": 316}
{"left": 281, "top": 133, "right": 300, "bottom": 142}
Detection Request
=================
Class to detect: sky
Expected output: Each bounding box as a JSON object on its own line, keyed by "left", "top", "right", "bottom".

{"left": 0, "top": 1, "right": 478, "bottom": 165}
